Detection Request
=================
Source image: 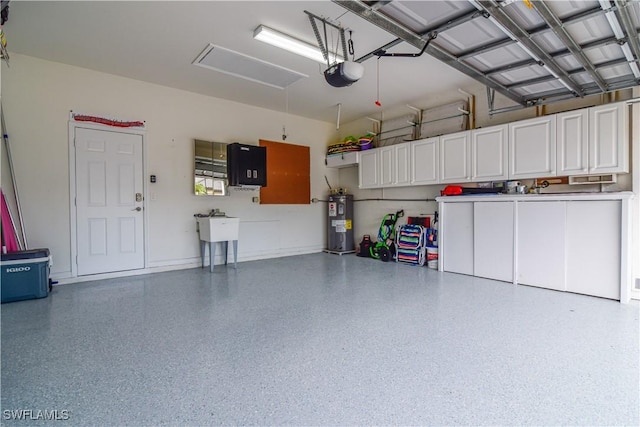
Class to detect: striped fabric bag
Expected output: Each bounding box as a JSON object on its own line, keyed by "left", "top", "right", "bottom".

{"left": 395, "top": 224, "right": 427, "bottom": 266}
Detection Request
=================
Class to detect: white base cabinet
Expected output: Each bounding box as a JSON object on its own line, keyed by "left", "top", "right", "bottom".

{"left": 565, "top": 201, "right": 621, "bottom": 299}
{"left": 441, "top": 202, "right": 474, "bottom": 275}
{"left": 474, "top": 201, "right": 513, "bottom": 282}
{"left": 437, "top": 193, "right": 632, "bottom": 302}
{"left": 516, "top": 201, "right": 566, "bottom": 291}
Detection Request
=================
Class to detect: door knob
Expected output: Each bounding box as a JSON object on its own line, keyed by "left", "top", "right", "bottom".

{"left": 132, "top": 207, "right": 142, "bottom": 212}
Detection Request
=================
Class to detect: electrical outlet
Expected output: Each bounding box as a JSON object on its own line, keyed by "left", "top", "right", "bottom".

{"left": 311, "top": 198, "right": 319, "bottom": 203}
{"left": 252, "top": 197, "right": 260, "bottom": 203}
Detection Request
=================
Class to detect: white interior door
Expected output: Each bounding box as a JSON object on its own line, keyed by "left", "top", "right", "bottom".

{"left": 75, "top": 127, "right": 144, "bottom": 275}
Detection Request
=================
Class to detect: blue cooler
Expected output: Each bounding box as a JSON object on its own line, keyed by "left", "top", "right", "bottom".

{"left": 1, "top": 249, "right": 51, "bottom": 303}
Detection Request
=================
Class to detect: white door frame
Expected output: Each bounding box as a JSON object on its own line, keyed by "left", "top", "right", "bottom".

{"left": 68, "top": 120, "right": 149, "bottom": 278}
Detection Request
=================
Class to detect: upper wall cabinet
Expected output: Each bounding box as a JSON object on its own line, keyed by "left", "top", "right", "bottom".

{"left": 359, "top": 149, "right": 379, "bottom": 189}
{"left": 557, "top": 109, "right": 589, "bottom": 176}
{"left": 393, "top": 142, "right": 411, "bottom": 187}
{"left": 353, "top": 101, "right": 628, "bottom": 189}
{"left": 589, "top": 102, "right": 628, "bottom": 174}
{"left": 379, "top": 142, "right": 411, "bottom": 187}
{"left": 471, "top": 124, "right": 508, "bottom": 182}
{"left": 358, "top": 142, "right": 412, "bottom": 189}
{"left": 557, "top": 102, "right": 629, "bottom": 176}
{"left": 379, "top": 146, "right": 395, "bottom": 187}
{"left": 410, "top": 137, "right": 439, "bottom": 185}
{"left": 439, "top": 131, "right": 471, "bottom": 183}
{"left": 509, "top": 115, "right": 556, "bottom": 179}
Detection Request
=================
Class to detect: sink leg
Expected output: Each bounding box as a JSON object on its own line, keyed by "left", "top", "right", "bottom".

{"left": 224, "top": 241, "right": 229, "bottom": 265}
{"left": 199, "top": 240, "right": 206, "bottom": 269}
{"left": 232, "top": 240, "right": 238, "bottom": 269}
{"left": 209, "top": 242, "right": 216, "bottom": 272}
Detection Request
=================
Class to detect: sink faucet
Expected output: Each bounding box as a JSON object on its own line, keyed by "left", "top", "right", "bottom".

{"left": 209, "top": 208, "right": 225, "bottom": 217}
{"left": 530, "top": 179, "right": 550, "bottom": 194}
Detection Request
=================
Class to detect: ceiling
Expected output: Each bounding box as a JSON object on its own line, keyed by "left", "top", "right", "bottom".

{"left": 3, "top": 1, "right": 639, "bottom": 124}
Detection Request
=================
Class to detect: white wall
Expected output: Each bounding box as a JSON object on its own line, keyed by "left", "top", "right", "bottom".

{"left": 632, "top": 87, "right": 640, "bottom": 298}
{"left": 337, "top": 166, "right": 443, "bottom": 241}
{"left": 1, "top": 54, "right": 339, "bottom": 279}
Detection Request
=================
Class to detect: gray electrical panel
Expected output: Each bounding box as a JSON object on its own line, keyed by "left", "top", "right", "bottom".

{"left": 326, "top": 194, "right": 355, "bottom": 254}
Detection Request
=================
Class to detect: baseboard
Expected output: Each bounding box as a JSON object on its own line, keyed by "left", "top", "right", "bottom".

{"left": 52, "top": 246, "right": 324, "bottom": 285}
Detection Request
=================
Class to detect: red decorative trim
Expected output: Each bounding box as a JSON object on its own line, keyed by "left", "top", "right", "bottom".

{"left": 73, "top": 115, "right": 144, "bottom": 128}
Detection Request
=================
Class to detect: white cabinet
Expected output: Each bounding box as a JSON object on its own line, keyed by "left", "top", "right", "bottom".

{"left": 358, "top": 149, "right": 379, "bottom": 189}
{"left": 410, "top": 137, "right": 439, "bottom": 185}
{"left": 473, "top": 201, "right": 514, "bottom": 282}
{"left": 471, "top": 124, "right": 508, "bottom": 181}
{"left": 557, "top": 103, "right": 629, "bottom": 176}
{"left": 441, "top": 202, "right": 474, "bottom": 275}
{"left": 509, "top": 116, "right": 556, "bottom": 179}
{"left": 440, "top": 131, "right": 471, "bottom": 183}
{"left": 565, "top": 201, "right": 620, "bottom": 299}
{"left": 379, "top": 146, "right": 394, "bottom": 187}
{"left": 394, "top": 143, "right": 411, "bottom": 186}
{"left": 516, "top": 201, "right": 566, "bottom": 291}
{"left": 358, "top": 143, "right": 411, "bottom": 189}
{"left": 589, "top": 102, "right": 629, "bottom": 174}
{"left": 378, "top": 142, "right": 411, "bottom": 188}
{"left": 557, "top": 109, "right": 588, "bottom": 175}
{"left": 437, "top": 193, "right": 631, "bottom": 302}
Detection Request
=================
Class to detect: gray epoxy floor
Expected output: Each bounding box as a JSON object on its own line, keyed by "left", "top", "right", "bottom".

{"left": 1, "top": 253, "right": 639, "bottom": 426}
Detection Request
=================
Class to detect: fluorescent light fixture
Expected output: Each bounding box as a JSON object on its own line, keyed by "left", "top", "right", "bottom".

{"left": 619, "top": 42, "right": 640, "bottom": 78}
{"left": 253, "top": 25, "right": 343, "bottom": 64}
{"left": 599, "top": 0, "right": 625, "bottom": 39}
{"left": 604, "top": 11, "right": 625, "bottom": 39}
{"left": 542, "top": 64, "right": 575, "bottom": 92}
{"left": 488, "top": 16, "right": 516, "bottom": 41}
{"left": 621, "top": 43, "right": 634, "bottom": 62}
{"left": 516, "top": 41, "right": 541, "bottom": 62}
{"left": 543, "top": 64, "right": 559, "bottom": 78}
{"left": 629, "top": 61, "right": 640, "bottom": 79}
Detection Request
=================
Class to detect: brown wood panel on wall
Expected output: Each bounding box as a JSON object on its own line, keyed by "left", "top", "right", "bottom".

{"left": 259, "top": 139, "right": 310, "bottom": 204}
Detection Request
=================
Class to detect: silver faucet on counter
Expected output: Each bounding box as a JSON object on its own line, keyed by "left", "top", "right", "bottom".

{"left": 193, "top": 208, "right": 226, "bottom": 218}
{"left": 530, "top": 179, "right": 550, "bottom": 194}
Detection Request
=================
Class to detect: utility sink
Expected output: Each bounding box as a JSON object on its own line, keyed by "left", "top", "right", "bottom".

{"left": 197, "top": 216, "right": 240, "bottom": 242}
{"left": 196, "top": 216, "right": 240, "bottom": 272}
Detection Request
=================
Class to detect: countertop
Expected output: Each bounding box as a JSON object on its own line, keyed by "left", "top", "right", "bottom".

{"left": 436, "top": 191, "right": 634, "bottom": 203}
